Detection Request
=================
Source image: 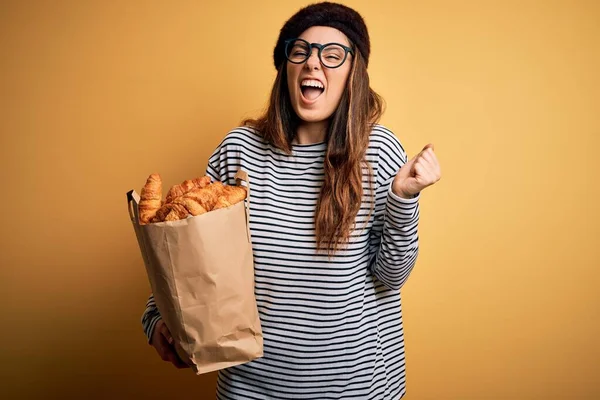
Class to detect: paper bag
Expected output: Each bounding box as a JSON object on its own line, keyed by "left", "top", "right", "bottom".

{"left": 127, "top": 169, "right": 263, "bottom": 375}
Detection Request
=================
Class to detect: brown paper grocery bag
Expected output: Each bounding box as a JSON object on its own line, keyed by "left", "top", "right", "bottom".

{"left": 127, "top": 169, "right": 263, "bottom": 375}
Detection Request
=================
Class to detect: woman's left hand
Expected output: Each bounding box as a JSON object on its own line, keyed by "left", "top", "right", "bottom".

{"left": 392, "top": 143, "right": 441, "bottom": 199}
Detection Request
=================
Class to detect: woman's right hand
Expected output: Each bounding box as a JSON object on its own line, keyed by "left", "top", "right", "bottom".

{"left": 150, "top": 319, "right": 190, "bottom": 369}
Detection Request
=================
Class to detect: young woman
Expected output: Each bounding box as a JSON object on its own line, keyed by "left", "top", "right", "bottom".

{"left": 142, "top": 2, "right": 441, "bottom": 399}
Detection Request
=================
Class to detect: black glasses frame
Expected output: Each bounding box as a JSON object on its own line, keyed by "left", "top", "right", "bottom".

{"left": 284, "top": 38, "right": 355, "bottom": 69}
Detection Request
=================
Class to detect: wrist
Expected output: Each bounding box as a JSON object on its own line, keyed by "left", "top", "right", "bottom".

{"left": 392, "top": 186, "right": 413, "bottom": 199}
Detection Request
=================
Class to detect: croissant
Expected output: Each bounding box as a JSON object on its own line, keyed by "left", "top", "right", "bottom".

{"left": 183, "top": 182, "right": 225, "bottom": 211}
{"left": 139, "top": 174, "right": 162, "bottom": 224}
{"left": 224, "top": 185, "right": 247, "bottom": 204}
{"left": 213, "top": 186, "right": 247, "bottom": 210}
{"left": 152, "top": 202, "right": 178, "bottom": 223}
{"left": 174, "top": 197, "right": 208, "bottom": 217}
{"left": 193, "top": 176, "right": 212, "bottom": 189}
{"left": 140, "top": 173, "right": 246, "bottom": 223}
{"left": 163, "top": 203, "right": 189, "bottom": 222}
{"left": 165, "top": 176, "right": 211, "bottom": 203}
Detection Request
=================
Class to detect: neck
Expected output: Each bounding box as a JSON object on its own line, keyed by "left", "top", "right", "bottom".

{"left": 294, "top": 120, "right": 329, "bottom": 144}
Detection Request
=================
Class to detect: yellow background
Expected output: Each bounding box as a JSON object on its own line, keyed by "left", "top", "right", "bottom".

{"left": 1, "top": 0, "right": 598, "bottom": 399}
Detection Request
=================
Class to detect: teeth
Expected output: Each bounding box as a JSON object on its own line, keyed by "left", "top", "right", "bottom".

{"left": 301, "top": 79, "right": 324, "bottom": 89}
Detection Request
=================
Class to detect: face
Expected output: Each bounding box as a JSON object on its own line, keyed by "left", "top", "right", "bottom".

{"left": 286, "top": 26, "right": 353, "bottom": 124}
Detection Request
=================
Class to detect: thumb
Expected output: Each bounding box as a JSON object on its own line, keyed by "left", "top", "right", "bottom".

{"left": 401, "top": 143, "right": 433, "bottom": 170}
{"left": 398, "top": 153, "right": 417, "bottom": 174}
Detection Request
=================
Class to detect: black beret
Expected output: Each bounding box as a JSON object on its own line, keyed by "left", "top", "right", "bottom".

{"left": 273, "top": 2, "right": 370, "bottom": 69}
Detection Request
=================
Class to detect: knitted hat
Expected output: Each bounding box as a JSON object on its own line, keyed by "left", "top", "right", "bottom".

{"left": 273, "top": 2, "right": 371, "bottom": 69}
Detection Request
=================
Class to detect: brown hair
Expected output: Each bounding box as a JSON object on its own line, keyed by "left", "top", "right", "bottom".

{"left": 243, "top": 51, "right": 384, "bottom": 255}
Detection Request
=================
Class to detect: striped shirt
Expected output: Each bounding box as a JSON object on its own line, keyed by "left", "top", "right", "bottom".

{"left": 142, "top": 124, "right": 421, "bottom": 399}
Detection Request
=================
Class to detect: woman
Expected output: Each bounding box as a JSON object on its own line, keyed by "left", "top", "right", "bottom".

{"left": 142, "top": 2, "right": 441, "bottom": 399}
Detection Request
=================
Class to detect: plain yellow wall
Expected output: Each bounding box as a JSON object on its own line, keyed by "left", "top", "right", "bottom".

{"left": 1, "top": 0, "right": 598, "bottom": 399}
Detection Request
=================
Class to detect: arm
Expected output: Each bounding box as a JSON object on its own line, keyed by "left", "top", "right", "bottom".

{"left": 141, "top": 294, "right": 190, "bottom": 368}
{"left": 141, "top": 294, "right": 162, "bottom": 344}
{"left": 370, "top": 187, "right": 420, "bottom": 291}
{"left": 369, "top": 130, "right": 421, "bottom": 291}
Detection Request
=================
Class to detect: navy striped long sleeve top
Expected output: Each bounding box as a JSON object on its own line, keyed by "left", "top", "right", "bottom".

{"left": 142, "top": 124, "right": 420, "bottom": 399}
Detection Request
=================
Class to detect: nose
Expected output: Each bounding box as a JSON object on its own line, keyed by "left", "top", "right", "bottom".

{"left": 304, "top": 48, "right": 321, "bottom": 70}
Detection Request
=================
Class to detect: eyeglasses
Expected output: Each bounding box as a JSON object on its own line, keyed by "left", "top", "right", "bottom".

{"left": 284, "top": 38, "right": 354, "bottom": 69}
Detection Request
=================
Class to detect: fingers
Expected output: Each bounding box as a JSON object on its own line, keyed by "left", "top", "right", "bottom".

{"left": 151, "top": 322, "right": 191, "bottom": 369}
{"left": 171, "top": 347, "right": 192, "bottom": 369}
{"left": 163, "top": 347, "right": 189, "bottom": 368}
{"left": 399, "top": 144, "right": 435, "bottom": 177}
{"left": 395, "top": 143, "right": 441, "bottom": 196}
{"left": 154, "top": 331, "right": 172, "bottom": 361}
{"left": 420, "top": 151, "right": 439, "bottom": 175}
{"left": 421, "top": 147, "right": 440, "bottom": 169}
{"left": 411, "top": 145, "right": 441, "bottom": 184}
{"left": 408, "top": 143, "right": 434, "bottom": 164}
{"left": 416, "top": 145, "right": 441, "bottom": 180}
{"left": 154, "top": 333, "right": 190, "bottom": 368}
{"left": 413, "top": 159, "right": 428, "bottom": 178}
{"left": 166, "top": 348, "right": 190, "bottom": 369}
{"left": 160, "top": 323, "right": 173, "bottom": 345}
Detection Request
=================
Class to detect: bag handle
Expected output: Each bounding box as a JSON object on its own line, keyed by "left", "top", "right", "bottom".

{"left": 234, "top": 169, "right": 252, "bottom": 242}
{"left": 126, "top": 189, "right": 153, "bottom": 271}
{"left": 127, "top": 189, "right": 141, "bottom": 224}
{"left": 234, "top": 170, "right": 249, "bottom": 192}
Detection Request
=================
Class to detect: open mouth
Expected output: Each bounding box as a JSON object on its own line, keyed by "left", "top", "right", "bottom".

{"left": 300, "top": 79, "right": 325, "bottom": 101}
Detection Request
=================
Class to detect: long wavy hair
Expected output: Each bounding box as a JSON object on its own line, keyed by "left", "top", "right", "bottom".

{"left": 243, "top": 50, "right": 385, "bottom": 256}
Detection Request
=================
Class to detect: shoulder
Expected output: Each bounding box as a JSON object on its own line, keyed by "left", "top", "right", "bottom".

{"left": 368, "top": 124, "right": 408, "bottom": 165}
{"left": 218, "top": 125, "right": 266, "bottom": 150}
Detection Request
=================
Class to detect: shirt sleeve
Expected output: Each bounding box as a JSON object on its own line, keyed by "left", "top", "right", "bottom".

{"left": 141, "top": 294, "right": 162, "bottom": 344}
{"left": 369, "top": 129, "right": 421, "bottom": 291}
{"left": 205, "top": 129, "right": 246, "bottom": 185}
